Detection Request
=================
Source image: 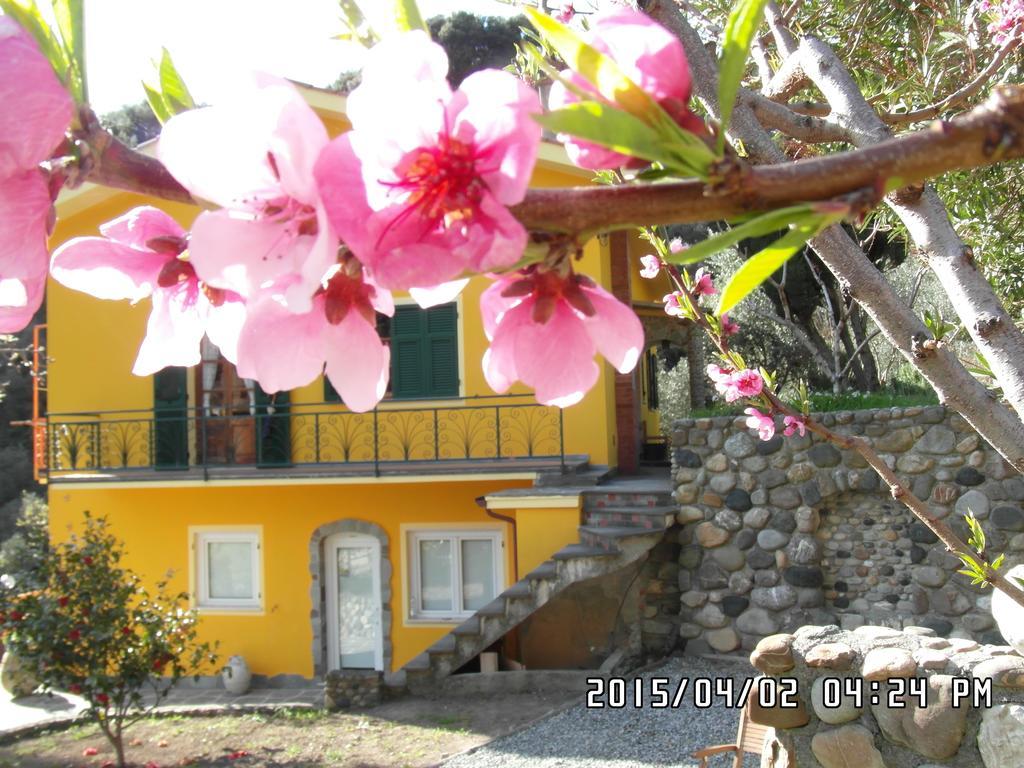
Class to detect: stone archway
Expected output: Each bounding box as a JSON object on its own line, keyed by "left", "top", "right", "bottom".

{"left": 308, "top": 519, "right": 393, "bottom": 679}
{"left": 637, "top": 313, "right": 704, "bottom": 409}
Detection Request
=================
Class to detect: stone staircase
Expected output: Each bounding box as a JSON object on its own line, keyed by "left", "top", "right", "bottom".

{"left": 402, "top": 478, "right": 675, "bottom": 691}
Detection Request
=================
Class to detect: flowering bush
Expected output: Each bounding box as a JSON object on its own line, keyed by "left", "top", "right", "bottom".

{"left": 0, "top": 513, "right": 216, "bottom": 768}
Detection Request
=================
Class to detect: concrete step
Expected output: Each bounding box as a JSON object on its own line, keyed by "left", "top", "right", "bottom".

{"left": 579, "top": 525, "right": 651, "bottom": 550}
{"left": 502, "top": 582, "right": 533, "bottom": 599}
{"left": 583, "top": 493, "right": 674, "bottom": 510}
{"left": 525, "top": 561, "right": 558, "bottom": 580}
{"left": 453, "top": 616, "right": 480, "bottom": 636}
{"left": 477, "top": 598, "right": 507, "bottom": 617}
{"left": 428, "top": 635, "right": 457, "bottom": 654}
{"left": 552, "top": 543, "right": 618, "bottom": 560}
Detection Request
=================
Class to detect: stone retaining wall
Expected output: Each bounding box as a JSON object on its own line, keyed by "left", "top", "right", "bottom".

{"left": 750, "top": 624, "right": 1024, "bottom": 768}
{"left": 671, "top": 405, "right": 1024, "bottom": 654}
{"left": 323, "top": 669, "right": 381, "bottom": 710}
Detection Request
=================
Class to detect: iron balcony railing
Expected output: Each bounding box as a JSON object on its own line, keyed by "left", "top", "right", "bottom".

{"left": 42, "top": 395, "right": 565, "bottom": 478}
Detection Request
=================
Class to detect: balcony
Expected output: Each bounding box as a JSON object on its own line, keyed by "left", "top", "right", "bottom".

{"left": 41, "top": 396, "right": 577, "bottom": 483}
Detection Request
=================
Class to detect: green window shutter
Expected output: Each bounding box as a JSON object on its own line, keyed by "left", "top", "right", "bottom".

{"left": 390, "top": 303, "right": 459, "bottom": 399}
{"left": 425, "top": 304, "right": 458, "bottom": 397}
{"left": 324, "top": 377, "right": 340, "bottom": 403}
{"left": 153, "top": 367, "right": 188, "bottom": 469}
{"left": 254, "top": 386, "right": 292, "bottom": 467}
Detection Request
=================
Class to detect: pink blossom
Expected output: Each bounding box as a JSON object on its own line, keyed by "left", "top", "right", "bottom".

{"left": 50, "top": 207, "right": 246, "bottom": 375}
{"left": 158, "top": 74, "right": 335, "bottom": 312}
{"left": 481, "top": 269, "right": 643, "bottom": 407}
{"left": 316, "top": 31, "right": 542, "bottom": 294}
{"left": 720, "top": 313, "right": 740, "bottom": 336}
{"left": 639, "top": 255, "right": 661, "bottom": 279}
{"left": 0, "top": 18, "right": 73, "bottom": 332}
{"left": 706, "top": 364, "right": 763, "bottom": 402}
{"left": 663, "top": 291, "right": 687, "bottom": 318}
{"left": 235, "top": 262, "right": 392, "bottom": 412}
{"left": 982, "top": 1, "right": 1024, "bottom": 43}
{"left": 783, "top": 415, "right": 807, "bottom": 437}
{"left": 548, "top": 8, "right": 703, "bottom": 169}
{"left": 556, "top": 3, "right": 576, "bottom": 24}
{"left": 691, "top": 267, "right": 715, "bottom": 296}
{"left": 668, "top": 239, "right": 685, "bottom": 254}
{"left": 745, "top": 407, "right": 775, "bottom": 441}
{"left": 0, "top": 17, "right": 74, "bottom": 178}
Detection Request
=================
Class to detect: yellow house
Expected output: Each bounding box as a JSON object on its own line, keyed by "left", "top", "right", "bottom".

{"left": 39, "top": 87, "right": 700, "bottom": 690}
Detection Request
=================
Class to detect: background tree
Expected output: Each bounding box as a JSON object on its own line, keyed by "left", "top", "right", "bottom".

{"left": 0, "top": 514, "right": 216, "bottom": 768}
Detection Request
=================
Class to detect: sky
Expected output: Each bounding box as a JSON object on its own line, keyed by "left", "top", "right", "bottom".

{"left": 79, "top": 0, "right": 524, "bottom": 113}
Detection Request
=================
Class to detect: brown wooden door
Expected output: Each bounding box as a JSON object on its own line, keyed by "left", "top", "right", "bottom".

{"left": 197, "top": 339, "right": 256, "bottom": 464}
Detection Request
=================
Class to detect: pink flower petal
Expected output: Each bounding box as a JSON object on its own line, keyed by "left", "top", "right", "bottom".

{"left": 235, "top": 297, "right": 326, "bottom": 393}
{"left": 0, "top": 169, "right": 51, "bottom": 280}
{"left": 580, "top": 285, "right": 644, "bottom": 374}
{"left": 132, "top": 284, "right": 206, "bottom": 376}
{"left": 50, "top": 238, "right": 165, "bottom": 301}
{"left": 468, "top": 194, "right": 530, "bottom": 274}
{"left": 479, "top": 274, "right": 519, "bottom": 341}
{"left": 482, "top": 298, "right": 528, "bottom": 394}
{"left": 0, "top": 17, "right": 73, "bottom": 177}
{"left": 314, "top": 134, "right": 377, "bottom": 258}
{"left": 98, "top": 206, "right": 185, "bottom": 250}
{"left": 514, "top": 301, "right": 599, "bottom": 408}
{"left": 409, "top": 279, "right": 469, "bottom": 309}
{"left": 0, "top": 271, "right": 45, "bottom": 333}
{"left": 158, "top": 74, "right": 326, "bottom": 209}
{"left": 323, "top": 311, "right": 390, "bottom": 413}
{"left": 204, "top": 296, "right": 247, "bottom": 364}
{"left": 454, "top": 70, "right": 542, "bottom": 206}
{"left": 188, "top": 209, "right": 317, "bottom": 300}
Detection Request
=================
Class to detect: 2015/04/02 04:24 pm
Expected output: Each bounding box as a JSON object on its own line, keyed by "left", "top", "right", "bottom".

{"left": 584, "top": 676, "right": 994, "bottom": 709}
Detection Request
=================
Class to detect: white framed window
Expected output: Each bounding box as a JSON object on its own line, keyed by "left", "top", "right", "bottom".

{"left": 408, "top": 529, "right": 502, "bottom": 621}
{"left": 195, "top": 531, "right": 262, "bottom": 610}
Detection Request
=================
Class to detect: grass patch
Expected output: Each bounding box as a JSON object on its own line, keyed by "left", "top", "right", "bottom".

{"left": 688, "top": 388, "right": 937, "bottom": 418}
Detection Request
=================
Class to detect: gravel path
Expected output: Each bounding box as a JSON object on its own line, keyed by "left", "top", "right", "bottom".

{"left": 445, "top": 656, "right": 760, "bottom": 768}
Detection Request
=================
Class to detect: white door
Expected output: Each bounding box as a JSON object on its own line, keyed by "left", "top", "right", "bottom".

{"left": 325, "top": 534, "right": 383, "bottom": 671}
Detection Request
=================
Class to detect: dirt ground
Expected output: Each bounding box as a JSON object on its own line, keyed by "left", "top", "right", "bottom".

{"left": 0, "top": 690, "right": 579, "bottom": 768}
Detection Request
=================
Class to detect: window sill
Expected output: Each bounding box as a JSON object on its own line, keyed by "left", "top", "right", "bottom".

{"left": 406, "top": 614, "right": 473, "bottom": 625}
{"left": 196, "top": 605, "right": 264, "bottom": 615}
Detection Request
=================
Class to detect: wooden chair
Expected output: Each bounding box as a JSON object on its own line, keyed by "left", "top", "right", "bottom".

{"left": 691, "top": 703, "right": 773, "bottom": 767}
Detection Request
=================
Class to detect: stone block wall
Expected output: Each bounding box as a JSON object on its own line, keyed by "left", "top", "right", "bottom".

{"left": 671, "top": 405, "right": 1024, "bottom": 654}
{"left": 324, "top": 669, "right": 381, "bottom": 710}
{"left": 751, "top": 624, "right": 1024, "bottom": 768}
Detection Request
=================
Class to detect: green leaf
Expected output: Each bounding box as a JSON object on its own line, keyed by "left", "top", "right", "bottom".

{"left": 536, "top": 102, "right": 702, "bottom": 173}
{"left": 717, "top": 0, "right": 769, "bottom": 155}
{"left": 142, "top": 81, "right": 173, "bottom": 125}
{"left": 0, "top": 0, "right": 76, "bottom": 98}
{"left": 379, "top": 0, "right": 427, "bottom": 35}
{"left": 526, "top": 7, "right": 658, "bottom": 124}
{"left": 664, "top": 205, "right": 816, "bottom": 266}
{"left": 51, "top": 0, "right": 84, "bottom": 100}
{"left": 158, "top": 48, "right": 195, "bottom": 114}
{"left": 716, "top": 214, "right": 835, "bottom": 316}
{"left": 992, "top": 553, "right": 1006, "bottom": 571}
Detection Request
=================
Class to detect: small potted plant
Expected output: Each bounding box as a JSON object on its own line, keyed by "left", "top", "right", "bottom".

{"left": 221, "top": 655, "right": 252, "bottom": 695}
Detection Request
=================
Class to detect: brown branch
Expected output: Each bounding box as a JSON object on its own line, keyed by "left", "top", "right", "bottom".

{"left": 77, "top": 109, "right": 193, "bottom": 205}
{"left": 883, "top": 34, "right": 1022, "bottom": 125}
{"left": 512, "top": 85, "right": 1024, "bottom": 233}
{"left": 763, "top": 51, "right": 809, "bottom": 101}
{"left": 743, "top": 90, "right": 851, "bottom": 142}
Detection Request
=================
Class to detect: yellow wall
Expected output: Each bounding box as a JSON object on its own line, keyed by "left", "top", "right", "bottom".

{"left": 514, "top": 504, "right": 582, "bottom": 575}
{"left": 47, "top": 163, "right": 619, "bottom": 468}
{"left": 48, "top": 479, "right": 543, "bottom": 675}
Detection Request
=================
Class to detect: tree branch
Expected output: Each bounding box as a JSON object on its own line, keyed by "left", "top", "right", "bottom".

{"left": 883, "top": 34, "right": 1021, "bottom": 125}
{"left": 744, "top": 90, "right": 851, "bottom": 142}
{"left": 793, "top": 34, "right": 1024, "bottom": 462}
{"left": 512, "top": 86, "right": 1024, "bottom": 232}
{"left": 647, "top": 1, "right": 1024, "bottom": 475}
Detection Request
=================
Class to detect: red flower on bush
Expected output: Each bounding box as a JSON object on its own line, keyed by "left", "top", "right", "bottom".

{"left": 95, "top": 693, "right": 109, "bottom": 705}
{"left": 68, "top": 629, "right": 81, "bottom": 641}
{"left": 58, "top": 596, "right": 69, "bottom": 607}
{"left": 82, "top": 556, "right": 93, "bottom": 566}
